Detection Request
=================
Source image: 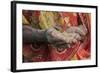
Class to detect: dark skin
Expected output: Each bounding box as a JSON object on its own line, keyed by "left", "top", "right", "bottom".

{"left": 23, "top": 25, "right": 87, "bottom": 49}
{"left": 23, "top": 25, "right": 47, "bottom": 44}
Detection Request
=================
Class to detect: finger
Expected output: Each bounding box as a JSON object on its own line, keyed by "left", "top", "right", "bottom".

{"left": 66, "top": 26, "right": 87, "bottom": 36}
{"left": 64, "top": 33, "right": 81, "bottom": 44}
{"left": 67, "top": 44, "right": 71, "bottom": 48}
{"left": 63, "top": 33, "right": 76, "bottom": 44}
{"left": 69, "top": 33, "right": 82, "bottom": 43}
{"left": 72, "top": 39, "right": 78, "bottom": 43}
{"left": 74, "top": 33, "right": 82, "bottom": 41}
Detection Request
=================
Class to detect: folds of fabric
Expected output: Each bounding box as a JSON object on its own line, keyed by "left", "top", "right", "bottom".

{"left": 22, "top": 10, "right": 91, "bottom": 62}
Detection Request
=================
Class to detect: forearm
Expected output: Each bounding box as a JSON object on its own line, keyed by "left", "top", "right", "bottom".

{"left": 23, "top": 25, "right": 47, "bottom": 44}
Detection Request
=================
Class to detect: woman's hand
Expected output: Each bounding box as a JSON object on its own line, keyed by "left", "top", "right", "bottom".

{"left": 46, "top": 25, "right": 87, "bottom": 49}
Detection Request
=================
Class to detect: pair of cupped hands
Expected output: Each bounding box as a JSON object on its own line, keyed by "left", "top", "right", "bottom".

{"left": 46, "top": 25, "right": 88, "bottom": 49}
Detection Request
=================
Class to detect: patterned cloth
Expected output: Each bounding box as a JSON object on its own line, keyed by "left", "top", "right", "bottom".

{"left": 22, "top": 10, "right": 91, "bottom": 62}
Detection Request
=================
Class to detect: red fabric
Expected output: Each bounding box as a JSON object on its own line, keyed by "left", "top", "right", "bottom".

{"left": 23, "top": 44, "right": 49, "bottom": 62}
{"left": 61, "top": 12, "right": 78, "bottom": 26}
{"left": 75, "top": 13, "right": 91, "bottom": 60}
{"left": 49, "top": 42, "right": 80, "bottom": 61}
{"left": 23, "top": 11, "right": 91, "bottom": 62}
{"left": 48, "top": 12, "right": 80, "bottom": 61}
{"left": 49, "top": 12, "right": 91, "bottom": 61}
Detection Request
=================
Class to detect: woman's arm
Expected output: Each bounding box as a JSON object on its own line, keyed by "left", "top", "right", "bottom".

{"left": 23, "top": 25, "right": 87, "bottom": 48}
{"left": 23, "top": 25, "right": 47, "bottom": 44}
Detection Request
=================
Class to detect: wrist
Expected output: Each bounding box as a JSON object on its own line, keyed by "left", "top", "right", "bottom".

{"left": 31, "top": 29, "right": 48, "bottom": 43}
